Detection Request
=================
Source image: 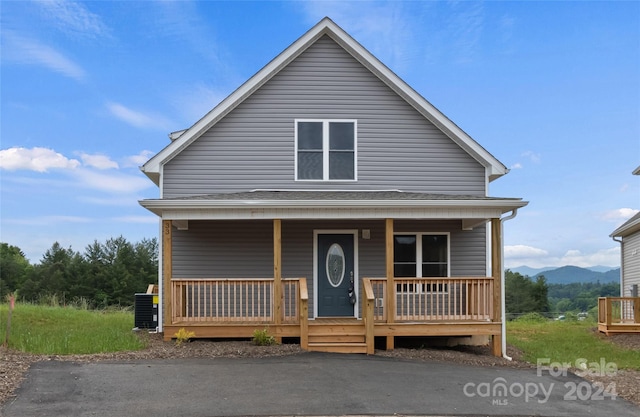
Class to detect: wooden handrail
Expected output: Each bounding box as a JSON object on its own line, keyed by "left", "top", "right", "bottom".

{"left": 362, "top": 278, "right": 375, "bottom": 354}
{"left": 299, "top": 279, "right": 309, "bottom": 350}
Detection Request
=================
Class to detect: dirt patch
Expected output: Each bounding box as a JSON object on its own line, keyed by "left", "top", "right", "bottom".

{"left": 2, "top": 332, "right": 639, "bottom": 408}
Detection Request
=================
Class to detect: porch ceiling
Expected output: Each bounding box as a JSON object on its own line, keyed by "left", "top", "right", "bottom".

{"left": 139, "top": 190, "right": 527, "bottom": 221}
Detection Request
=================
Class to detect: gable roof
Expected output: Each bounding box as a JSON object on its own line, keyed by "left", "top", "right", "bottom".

{"left": 141, "top": 17, "right": 508, "bottom": 185}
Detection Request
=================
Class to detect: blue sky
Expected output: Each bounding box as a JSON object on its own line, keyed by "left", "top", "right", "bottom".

{"left": 1, "top": 1, "right": 639, "bottom": 269}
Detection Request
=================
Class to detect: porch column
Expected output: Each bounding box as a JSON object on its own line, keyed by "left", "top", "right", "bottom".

{"left": 162, "top": 220, "right": 172, "bottom": 331}
{"left": 385, "top": 218, "right": 395, "bottom": 350}
{"left": 273, "top": 219, "right": 282, "bottom": 342}
{"left": 491, "top": 218, "right": 503, "bottom": 357}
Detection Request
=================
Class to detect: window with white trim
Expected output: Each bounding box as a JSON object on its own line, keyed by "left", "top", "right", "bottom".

{"left": 394, "top": 233, "right": 449, "bottom": 293}
{"left": 295, "top": 120, "right": 356, "bottom": 180}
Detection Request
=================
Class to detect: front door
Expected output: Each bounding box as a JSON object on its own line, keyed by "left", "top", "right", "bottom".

{"left": 317, "top": 233, "right": 355, "bottom": 317}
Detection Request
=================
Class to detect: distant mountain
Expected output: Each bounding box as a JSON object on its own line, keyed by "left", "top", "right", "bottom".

{"left": 589, "top": 265, "right": 618, "bottom": 273}
{"left": 533, "top": 266, "right": 620, "bottom": 284}
{"left": 509, "top": 266, "right": 554, "bottom": 277}
{"left": 509, "top": 265, "right": 620, "bottom": 284}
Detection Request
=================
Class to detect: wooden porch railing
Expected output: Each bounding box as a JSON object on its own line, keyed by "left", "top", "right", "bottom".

{"left": 171, "top": 278, "right": 302, "bottom": 324}
{"left": 367, "top": 277, "right": 494, "bottom": 322}
{"left": 598, "top": 297, "right": 640, "bottom": 326}
{"left": 171, "top": 277, "right": 494, "bottom": 326}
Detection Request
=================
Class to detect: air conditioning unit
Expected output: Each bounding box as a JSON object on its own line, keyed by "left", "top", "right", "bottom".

{"left": 134, "top": 293, "right": 158, "bottom": 329}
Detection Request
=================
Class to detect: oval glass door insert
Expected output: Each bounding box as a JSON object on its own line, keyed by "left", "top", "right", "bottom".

{"left": 326, "top": 243, "right": 345, "bottom": 287}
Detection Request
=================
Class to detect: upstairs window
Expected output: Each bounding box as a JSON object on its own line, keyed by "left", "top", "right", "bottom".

{"left": 295, "top": 120, "right": 356, "bottom": 181}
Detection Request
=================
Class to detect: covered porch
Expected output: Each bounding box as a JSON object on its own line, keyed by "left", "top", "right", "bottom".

{"left": 141, "top": 191, "right": 527, "bottom": 355}
{"left": 158, "top": 214, "right": 511, "bottom": 355}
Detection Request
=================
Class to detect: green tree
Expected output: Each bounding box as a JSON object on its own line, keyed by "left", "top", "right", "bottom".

{"left": 505, "top": 270, "right": 550, "bottom": 319}
{"left": 20, "top": 242, "right": 84, "bottom": 302}
{"left": 0, "top": 243, "right": 32, "bottom": 298}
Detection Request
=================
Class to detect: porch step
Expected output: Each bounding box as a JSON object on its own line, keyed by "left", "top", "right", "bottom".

{"left": 306, "top": 318, "right": 368, "bottom": 354}
{"left": 307, "top": 342, "right": 368, "bottom": 354}
{"left": 308, "top": 333, "right": 365, "bottom": 344}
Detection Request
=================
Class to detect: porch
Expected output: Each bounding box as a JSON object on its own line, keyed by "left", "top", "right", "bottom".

{"left": 163, "top": 276, "right": 500, "bottom": 354}
{"left": 598, "top": 297, "right": 640, "bottom": 335}
{"left": 158, "top": 209, "right": 513, "bottom": 355}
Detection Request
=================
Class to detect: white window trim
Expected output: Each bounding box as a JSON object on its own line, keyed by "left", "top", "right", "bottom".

{"left": 394, "top": 232, "right": 450, "bottom": 294}
{"left": 294, "top": 119, "right": 358, "bottom": 182}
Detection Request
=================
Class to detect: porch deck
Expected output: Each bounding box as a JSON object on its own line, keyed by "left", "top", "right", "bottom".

{"left": 163, "top": 277, "right": 500, "bottom": 354}
{"left": 598, "top": 297, "right": 640, "bottom": 335}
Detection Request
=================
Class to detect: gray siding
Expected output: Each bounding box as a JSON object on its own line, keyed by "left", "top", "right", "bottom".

{"left": 171, "top": 219, "right": 487, "bottom": 316}
{"left": 622, "top": 232, "right": 640, "bottom": 296}
{"left": 172, "top": 220, "right": 274, "bottom": 278}
{"left": 163, "top": 35, "right": 485, "bottom": 198}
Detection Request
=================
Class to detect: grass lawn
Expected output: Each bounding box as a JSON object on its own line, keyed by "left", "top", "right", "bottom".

{"left": 507, "top": 319, "right": 640, "bottom": 370}
{"left": 0, "top": 303, "right": 146, "bottom": 355}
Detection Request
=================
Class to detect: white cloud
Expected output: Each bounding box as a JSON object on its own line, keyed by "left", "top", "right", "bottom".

{"left": 601, "top": 208, "right": 639, "bottom": 222}
{"left": 505, "top": 245, "right": 620, "bottom": 269}
{"left": 2, "top": 32, "right": 86, "bottom": 81}
{"left": 122, "top": 150, "right": 155, "bottom": 168}
{"left": 510, "top": 150, "right": 541, "bottom": 170}
{"left": 79, "top": 153, "right": 119, "bottom": 170}
{"left": 521, "top": 150, "right": 541, "bottom": 164}
{"left": 106, "top": 102, "right": 171, "bottom": 130}
{"left": 75, "top": 168, "right": 153, "bottom": 194}
{"left": 0, "top": 147, "right": 80, "bottom": 172}
{"left": 505, "top": 244, "right": 548, "bottom": 258}
{"left": 559, "top": 247, "right": 620, "bottom": 269}
{"left": 35, "top": 0, "right": 110, "bottom": 39}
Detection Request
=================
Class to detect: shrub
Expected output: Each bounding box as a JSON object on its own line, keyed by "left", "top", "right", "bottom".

{"left": 515, "top": 312, "right": 548, "bottom": 323}
{"left": 174, "top": 328, "right": 195, "bottom": 345}
{"left": 252, "top": 328, "right": 276, "bottom": 346}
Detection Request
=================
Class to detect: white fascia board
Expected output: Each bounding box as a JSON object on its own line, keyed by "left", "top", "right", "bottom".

{"left": 139, "top": 198, "right": 528, "bottom": 219}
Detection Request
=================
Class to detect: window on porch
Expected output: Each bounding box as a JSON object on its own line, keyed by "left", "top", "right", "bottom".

{"left": 394, "top": 233, "right": 449, "bottom": 293}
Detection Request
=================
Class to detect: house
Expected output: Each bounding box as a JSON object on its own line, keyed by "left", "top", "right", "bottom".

{"left": 599, "top": 166, "right": 640, "bottom": 334}
{"left": 139, "top": 17, "right": 527, "bottom": 355}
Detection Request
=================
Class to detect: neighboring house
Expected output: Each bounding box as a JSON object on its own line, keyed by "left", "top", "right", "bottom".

{"left": 600, "top": 166, "right": 640, "bottom": 334}
{"left": 139, "top": 18, "right": 527, "bottom": 354}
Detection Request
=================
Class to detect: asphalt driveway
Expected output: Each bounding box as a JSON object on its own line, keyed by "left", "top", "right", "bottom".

{"left": 3, "top": 352, "right": 638, "bottom": 417}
